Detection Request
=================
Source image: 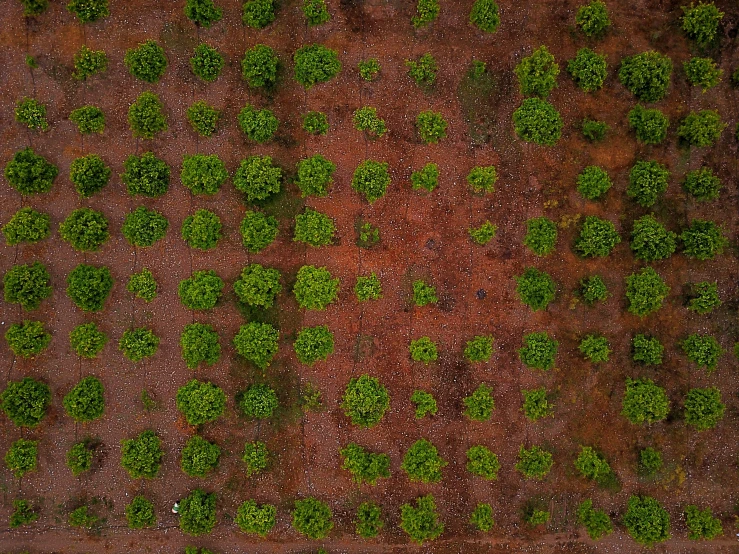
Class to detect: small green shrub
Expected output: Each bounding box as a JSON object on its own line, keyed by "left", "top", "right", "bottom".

{"left": 685, "top": 505, "right": 722, "bottom": 540}
{"left": 519, "top": 332, "right": 557, "bottom": 370}
{"left": 582, "top": 118, "right": 608, "bottom": 141}
{"left": 353, "top": 106, "right": 387, "bottom": 139}
{"left": 687, "top": 281, "right": 720, "bottom": 314}
{"left": 125, "top": 40, "right": 167, "bottom": 83}
{"left": 240, "top": 382, "right": 278, "bottom": 419}
{"left": 293, "top": 265, "right": 339, "bottom": 310}
{"left": 179, "top": 489, "right": 217, "bottom": 536}
{"left": 469, "top": 220, "right": 497, "bottom": 244}
{"left": 623, "top": 495, "right": 670, "bottom": 546}
{"left": 66, "top": 264, "right": 113, "bottom": 312}
{"left": 304, "top": 0, "right": 330, "bottom": 25}
{"left": 683, "top": 167, "right": 721, "bottom": 201}
{"left": 412, "top": 0, "right": 439, "bottom": 27}
{"left": 525, "top": 507, "right": 550, "bottom": 525}
{"left": 20, "top": 0, "right": 49, "bottom": 16}
{"left": 242, "top": 0, "right": 275, "bottom": 28}
{"left": 15, "top": 97, "right": 48, "bottom": 131}
{"left": 400, "top": 495, "right": 443, "bottom": 545}
{"left": 516, "top": 445, "right": 553, "bottom": 479}
{"left": 625, "top": 267, "right": 669, "bottom": 317}
{"left": 178, "top": 270, "right": 223, "bottom": 311}
{"left": 470, "top": 0, "right": 500, "bottom": 33}
{"left": 125, "top": 496, "right": 156, "bottom": 529}
{"left": 516, "top": 46, "right": 559, "bottom": 98}
{"left": 10, "top": 499, "right": 38, "bottom": 528}
{"left": 119, "top": 327, "right": 160, "bottom": 362}
{"left": 358, "top": 58, "right": 380, "bottom": 80}
{"left": 577, "top": 500, "right": 613, "bottom": 540}
{"left": 300, "top": 384, "right": 322, "bottom": 412}
{"left": 632, "top": 334, "right": 663, "bottom": 365}
{"left": 295, "top": 154, "right": 335, "bottom": 197}
{"left": 242, "top": 440, "right": 268, "bottom": 475}
{"left": 340, "top": 442, "right": 390, "bottom": 484}
{"left": 618, "top": 51, "right": 673, "bottom": 103}
{"left": 128, "top": 91, "right": 167, "bottom": 139}
{"left": 5, "top": 321, "right": 51, "bottom": 358}
{"left": 185, "top": 0, "right": 222, "bottom": 27}
{"left": 176, "top": 380, "right": 226, "bottom": 426}
{"left": 4, "top": 147, "right": 58, "bottom": 195}
{"left": 233, "top": 322, "right": 279, "bottom": 369}
{"left": 684, "top": 57, "right": 722, "bottom": 91}
{"left": 402, "top": 439, "right": 447, "bottom": 483}
{"left": 678, "top": 110, "right": 726, "bottom": 148}
{"left": 413, "top": 280, "right": 437, "bottom": 306}
{"left": 515, "top": 268, "right": 555, "bottom": 311}
{"left": 70, "top": 322, "right": 107, "bottom": 358}
{"left": 127, "top": 268, "right": 157, "bottom": 301}
{"left": 622, "top": 378, "right": 669, "bottom": 424}
{"left": 579, "top": 275, "right": 608, "bottom": 304}
{"left": 181, "top": 154, "right": 227, "bottom": 196}
{"left": 574, "top": 446, "right": 613, "bottom": 483}
{"left": 681, "top": 333, "right": 721, "bottom": 372}
{"left": 241, "top": 43, "right": 278, "bottom": 90}
{"left": 294, "top": 208, "right": 335, "bottom": 247}
{"left": 354, "top": 273, "right": 382, "bottom": 302}
{"left": 181, "top": 323, "right": 220, "bottom": 369}
{"left": 628, "top": 160, "right": 669, "bottom": 207}
{"left": 121, "top": 430, "right": 163, "bottom": 479}
{"left": 628, "top": 105, "right": 669, "bottom": 145}
{"left": 233, "top": 155, "right": 282, "bottom": 203}
{"left": 2, "top": 207, "right": 49, "bottom": 245}
{"left": 466, "top": 445, "right": 500, "bottom": 480}
{"left": 73, "top": 45, "right": 107, "bottom": 79}
{"left": 181, "top": 435, "right": 219, "bottom": 478}
{"left": 680, "top": 219, "right": 727, "bottom": 260}
{"left": 567, "top": 48, "right": 606, "bottom": 92}
{"left": 69, "top": 154, "right": 110, "bottom": 198}
{"left": 681, "top": 1, "right": 724, "bottom": 46}
{"left": 579, "top": 334, "right": 610, "bottom": 363}
{"left": 513, "top": 98, "right": 563, "bottom": 146}
{"left": 341, "top": 375, "right": 389, "bottom": 428}
{"left": 60, "top": 208, "right": 109, "bottom": 252}
{"left": 292, "top": 497, "right": 333, "bottom": 539}
{"left": 1, "top": 377, "right": 50, "bottom": 427}
{"left": 67, "top": 0, "right": 108, "bottom": 22}
{"left": 235, "top": 500, "right": 276, "bottom": 536}
{"left": 294, "top": 325, "right": 334, "bottom": 365}
{"left": 466, "top": 165, "right": 497, "bottom": 194}
{"left": 294, "top": 44, "right": 341, "bottom": 88}
{"left": 576, "top": 166, "right": 611, "bottom": 200}
{"left": 63, "top": 376, "right": 104, "bottom": 422}
{"left": 68, "top": 505, "right": 97, "bottom": 528}
{"left": 234, "top": 264, "right": 281, "bottom": 308}
{"left": 521, "top": 387, "right": 554, "bottom": 421}
{"left": 357, "top": 221, "right": 380, "bottom": 247}
{"left": 524, "top": 217, "right": 557, "bottom": 256}
{"left": 302, "top": 111, "right": 328, "bottom": 134}
{"left": 464, "top": 335, "right": 493, "bottom": 363}
{"left": 416, "top": 110, "right": 447, "bottom": 143}
{"left": 190, "top": 43, "right": 224, "bottom": 82}
{"left": 576, "top": 0, "right": 610, "bottom": 37}
{"left": 355, "top": 501, "right": 383, "bottom": 538}
{"left": 470, "top": 503, "right": 494, "bottom": 532}
{"left": 575, "top": 216, "right": 621, "bottom": 258}
{"left": 4, "top": 262, "right": 51, "bottom": 311}
{"left": 240, "top": 211, "right": 279, "bottom": 252}
{"left": 410, "top": 162, "right": 439, "bottom": 193}
{"left": 406, "top": 52, "right": 437, "bottom": 88}
{"left": 410, "top": 336, "right": 438, "bottom": 364}
{"left": 186, "top": 101, "right": 220, "bottom": 137}
{"left": 182, "top": 209, "right": 221, "bottom": 250}
{"left": 411, "top": 390, "right": 437, "bottom": 418}
{"left": 4, "top": 438, "right": 37, "bottom": 477}
{"left": 639, "top": 447, "right": 662, "bottom": 476}
{"left": 238, "top": 104, "right": 278, "bottom": 143}
{"left": 70, "top": 105, "right": 105, "bottom": 134}
{"left": 684, "top": 387, "right": 724, "bottom": 431}
{"left": 464, "top": 383, "right": 495, "bottom": 421}
{"left": 122, "top": 152, "right": 170, "bottom": 197}
{"left": 352, "top": 159, "right": 390, "bottom": 203}
{"left": 630, "top": 215, "right": 676, "bottom": 262}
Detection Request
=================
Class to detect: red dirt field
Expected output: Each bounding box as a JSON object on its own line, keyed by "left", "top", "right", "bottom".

{"left": 1, "top": 0, "right": 739, "bottom": 552}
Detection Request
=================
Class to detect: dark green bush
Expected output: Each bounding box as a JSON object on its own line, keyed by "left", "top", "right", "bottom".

{"left": 632, "top": 334, "right": 663, "bottom": 365}
{"left": 582, "top": 118, "right": 608, "bottom": 141}
{"left": 233, "top": 322, "right": 279, "bottom": 369}
{"left": 623, "top": 495, "right": 670, "bottom": 546}
{"left": 63, "top": 376, "right": 104, "bottom": 422}
{"left": 4, "top": 262, "right": 51, "bottom": 311}
{"left": 70, "top": 154, "right": 110, "bottom": 198}
{"left": 464, "top": 335, "right": 493, "bottom": 363}
{"left": 295, "top": 154, "right": 335, "bottom": 197}
{"left": 4, "top": 147, "right": 58, "bottom": 195}
{"left": 122, "top": 152, "right": 170, "bottom": 197}
{"left": 413, "top": 280, "right": 437, "bottom": 306}
{"left": 128, "top": 91, "right": 167, "bottom": 139}
{"left": 234, "top": 264, "right": 281, "bottom": 308}
{"left": 516, "top": 46, "right": 559, "bottom": 98}
{"left": 513, "top": 98, "right": 563, "bottom": 146}
{"left": 233, "top": 155, "right": 282, "bottom": 203}
{"left": 340, "top": 442, "right": 390, "bottom": 484}
{"left": 687, "top": 281, "right": 720, "bottom": 314}
{"left": 683, "top": 167, "right": 721, "bottom": 201}
{"left": 577, "top": 500, "right": 613, "bottom": 540}
{"left": 355, "top": 501, "right": 383, "bottom": 538}
{"left": 352, "top": 159, "right": 390, "bottom": 203}
{"left": 464, "top": 383, "right": 495, "bottom": 421}
{"left": 302, "top": 110, "right": 328, "bottom": 134}
{"left": 185, "top": 0, "right": 222, "bottom": 27}
{"left": 176, "top": 380, "right": 226, "bottom": 426}
{"left": 70, "top": 322, "right": 107, "bottom": 358}
{"left": 353, "top": 106, "right": 387, "bottom": 139}
{"left": 67, "top": 264, "right": 113, "bottom": 312}
{"left": 681, "top": 333, "right": 721, "bottom": 372}
{"left": 639, "top": 447, "right": 662, "bottom": 475}
{"left": 579, "top": 334, "right": 611, "bottom": 363}
{"left": 178, "top": 270, "right": 223, "bottom": 311}
{"left": 684, "top": 57, "right": 722, "bottom": 91}
{"left": 190, "top": 43, "right": 224, "bottom": 81}
{"left": 622, "top": 378, "right": 669, "bottom": 424}
{"left": 20, "top": 0, "right": 49, "bottom": 16}
{"left": 574, "top": 446, "right": 613, "bottom": 483}
{"left": 120, "top": 430, "right": 163, "bottom": 479}
{"left": 241, "top": 44, "right": 278, "bottom": 89}
{"left": 466, "top": 445, "right": 500, "bottom": 479}
{"left": 294, "top": 44, "right": 341, "bottom": 88}
{"left": 470, "top": 0, "right": 500, "bottom": 33}
{"left": 67, "top": 441, "right": 93, "bottom": 475}
{"left": 400, "top": 495, "right": 443, "bottom": 545}
{"left": 68, "top": 505, "right": 97, "bottom": 528}
{"left": 680, "top": 219, "right": 727, "bottom": 260}
{"left": 238, "top": 104, "right": 278, "bottom": 143}
{"left": 294, "top": 208, "right": 335, "bottom": 246}
{"left": 119, "top": 327, "right": 159, "bottom": 362}
{"left": 67, "top": 0, "right": 109, "bottom": 22}
{"left": 467, "top": 165, "right": 497, "bottom": 194}
{"left": 179, "top": 489, "right": 217, "bottom": 536}
{"left": 186, "top": 101, "right": 220, "bottom": 137}
{"left": 181, "top": 323, "right": 220, "bottom": 369}
{"left": 293, "top": 265, "right": 339, "bottom": 310}
{"left": 242, "top": 0, "right": 275, "bottom": 28}
{"left": 15, "top": 97, "right": 48, "bottom": 131}
{"left": 681, "top": 1, "right": 723, "bottom": 46}
{"left": 618, "top": 51, "right": 672, "bottom": 103}
{"left": 514, "top": 267, "right": 556, "bottom": 311}
{"left": 304, "top": 0, "right": 330, "bottom": 25}
{"left": 625, "top": 267, "right": 669, "bottom": 317}
{"left": 241, "top": 211, "right": 278, "bottom": 252}
{"left": 628, "top": 105, "right": 669, "bottom": 145}
{"left": 5, "top": 321, "right": 51, "bottom": 358}
{"left": 60, "top": 208, "right": 109, "bottom": 252}
{"left": 181, "top": 154, "right": 228, "bottom": 196}
{"left": 579, "top": 275, "right": 608, "bottom": 304}
{"left": 10, "top": 499, "right": 38, "bottom": 528}
{"left": 576, "top": 166, "right": 611, "bottom": 200}
{"left": 358, "top": 58, "right": 381, "bottom": 81}
{"left": 292, "top": 497, "right": 333, "bottom": 539}
{"left": 575, "top": 216, "right": 621, "bottom": 258}
{"left": 524, "top": 217, "right": 557, "bottom": 256}
{"left": 567, "top": 48, "right": 606, "bottom": 92}
{"left": 127, "top": 268, "right": 157, "bottom": 301}
{"left": 125, "top": 496, "right": 156, "bottom": 529}
{"left": 73, "top": 45, "right": 107, "bottom": 79}
{"left": 521, "top": 387, "right": 554, "bottom": 421}
{"left": 515, "top": 445, "right": 553, "bottom": 479}
{"left": 122, "top": 207, "right": 169, "bottom": 248}
{"left": 357, "top": 221, "right": 380, "bottom": 247}
{"left": 235, "top": 500, "right": 276, "bottom": 536}
{"left": 2, "top": 207, "right": 49, "bottom": 245}
{"left": 294, "top": 325, "right": 334, "bottom": 365}
{"left": 416, "top": 110, "right": 447, "bottom": 144}
{"left": 412, "top": 0, "right": 438, "bottom": 27}
{"left": 411, "top": 390, "right": 437, "bottom": 418}
{"left": 242, "top": 440, "right": 268, "bottom": 475}
{"left": 341, "top": 374, "right": 389, "bottom": 428}
{"left": 182, "top": 209, "right": 221, "bottom": 250}
{"left": 684, "top": 387, "right": 724, "bottom": 431}
{"left": 406, "top": 52, "right": 437, "bottom": 88}
{"left": 678, "top": 110, "right": 726, "bottom": 147}
{"left": 69, "top": 105, "right": 105, "bottom": 134}
{"left": 402, "top": 439, "right": 447, "bottom": 483}
{"left": 355, "top": 273, "right": 382, "bottom": 301}
{"left": 4, "top": 438, "right": 37, "bottom": 477}
{"left": 470, "top": 503, "right": 494, "bottom": 532}
{"left": 410, "top": 162, "right": 438, "bottom": 192}
{"left": 125, "top": 40, "right": 167, "bottom": 83}
{"left": 468, "top": 220, "right": 497, "bottom": 244}
{"left": 685, "top": 505, "right": 722, "bottom": 539}
{"left": 630, "top": 215, "right": 676, "bottom": 262}
{"left": 409, "top": 336, "right": 438, "bottom": 364}
{"left": 628, "top": 160, "right": 669, "bottom": 207}
{"left": 1, "top": 377, "right": 50, "bottom": 427}
{"left": 576, "top": 0, "right": 610, "bottom": 37}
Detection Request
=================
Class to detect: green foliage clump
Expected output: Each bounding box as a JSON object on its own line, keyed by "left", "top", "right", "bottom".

{"left": 515, "top": 445, "right": 553, "bottom": 479}
{"left": 626, "top": 267, "right": 669, "bottom": 317}
{"left": 187, "top": 101, "right": 220, "bottom": 137}
{"left": 353, "top": 106, "right": 387, "bottom": 139}
{"left": 515, "top": 268, "right": 555, "bottom": 311}
{"left": 618, "top": 51, "right": 673, "bottom": 103}
{"left": 241, "top": 44, "right": 278, "bottom": 90}
{"left": 10, "top": 499, "right": 38, "bottom": 528}
{"left": 681, "top": 1, "right": 724, "bottom": 46}
{"left": 5, "top": 438, "right": 37, "bottom": 477}
{"left": 687, "top": 281, "right": 720, "bottom": 314}
{"left": 128, "top": 94, "right": 166, "bottom": 139}
{"left": 190, "top": 43, "right": 224, "bottom": 82}
{"left": 464, "top": 335, "right": 493, "bottom": 363}
{"left": 235, "top": 500, "right": 276, "bottom": 537}
{"left": 685, "top": 505, "right": 722, "bottom": 540}
{"left": 73, "top": 45, "right": 107, "bottom": 79}
{"left": 126, "top": 496, "right": 156, "bottom": 529}
{"left": 464, "top": 383, "right": 495, "bottom": 421}
{"left": 238, "top": 104, "right": 278, "bottom": 143}
{"left": 470, "top": 0, "right": 499, "bottom": 33}
{"left": 295, "top": 154, "right": 335, "bottom": 197}
{"left": 293, "top": 265, "right": 339, "bottom": 310}
{"left": 683, "top": 167, "right": 721, "bottom": 202}
{"left": 576, "top": 166, "right": 611, "bottom": 200}
{"left": 119, "top": 327, "right": 160, "bottom": 362}
{"left": 577, "top": 500, "right": 613, "bottom": 540}
{"left": 639, "top": 447, "right": 662, "bottom": 475}
{"left": 632, "top": 334, "right": 663, "bottom": 365}
{"left": 302, "top": 111, "right": 328, "bottom": 134}
{"left": 623, "top": 495, "right": 670, "bottom": 546}
{"left": 60, "top": 208, "right": 109, "bottom": 252}
{"left": 684, "top": 57, "right": 722, "bottom": 91}
{"left": 341, "top": 375, "right": 389, "bottom": 428}
{"left": 233, "top": 322, "right": 279, "bottom": 369}
{"left": 681, "top": 333, "right": 721, "bottom": 372}
{"left": 628, "top": 160, "right": 669, "bottom": 207}
{"left": 576, "top": 1, "right": 610, "bottom": 37}
{"left": 579, "top": 334, "right": 610, "bottom": 363}
{"left": 525, "top": 506, "right": 549, "bottom": 526}
{"left": 412, "top": 0, "right": 439, "bottom": 27}
{"left": 621, "top": 378, "right": 670, "bottom": 424}
{"left": 409, "top": 336, "right": 438, "bottom": 364}
{"left": 234, "top": 264, "right": 281, "bottom": 309}
{"left": 410, "top": 162, "right": 438, "bottom": 193}
{"left": 5, "top": 320, "right": 51, "bottom": 358}
{"left": 630, "top": 215, "right": 676, "bottom": 262}
{"left": 181, "top": 324, "right": 220, "bottom": 369}
{"left": 20, "top": 0, "right": 49, "bottom": 16}
{"left": 294, "top": 325, "right": 334, "bottom": 365}
{"left": 582, "top": 118, "right": 608, "bottom": 141}
{"left": 294, "top": 44, "right": 341, "bottom": 88}
{"left": 233, "top": 155, "right": 282, "bottom": 203}
{"left": 70, "top": 105, "right": 105, "bottom": 134}
{"left": 354, "top": 273, "right": 382, "bottom": 303}
{"left": 685, "top": 387, "right": 725, "bottom": 431}
{"left": 352, "top": 159, "right": 390, "bottom": 203}
{"left": 516, "top": 46, "right": 559, "bottom": 98}
{"left": 242, "top": 0, "right": 275, "bottom": 28}
{"left": 678, "top": 110, "right": 726, "bottom": 147}
{"left": 67, "top": 0, "right": 109, "bottom": 22}
{"left": 413, "top": 280, "right": 437, "bottom": 306}
{"left": 2, "top": 207, "right": 49, "bottom": 245}
{"left": 358, "top": 58, "right": 380, "bottom": 80}
{"left": 70, "top": 322, "right": 107, "bottom": 358}
{"left": 466, "top": 165, "right": 497, "bottom": 194}
{"left": 240, "top": 211, "right": 278, "bottom": 252}
{"left": 513, "top": 98, "right": 563, "bottom": 146}
{"left": 567, "top": 48, "right": 607, "bottom": 92}
{"left": 63, "top": 376, "right": 104, "bottom": 422}
{"left": 178, "top": 270, "right": 223, "bottom": 311}
{"left": 294, "top": 208, "right": 335, "bottom": 247}
{"left": 304, "top": 0, "right": 330, "bottom": 25}
{"left": 355, "top": 501, "right": 383, "bottom": 538}
{"left": 127, "top": 268, "right": 157, "bottom": 302}
{"left": 4, "top": 262, "right": 51, "bottom": 311}
{"left": 402, "top": 439, "right": 447, "bottom": 483}
{"left": 4, "top": 147, "right": 58, "bottom": 195}
{"left": 181, "top": 435, "right": 219, "bottom": 478}
{"left": 575, "top": 216, "right": 621, "bottom": 258}
{"left": 521, "top": 387, "right": 554, "bottom": 421}
{"left": 176, "top": 380, "right": 226, "bottom": 426}
{"left": 411, "top": 390, "right": 437, "bottom": 419}
{"left": 120, "top": 430, "right": 163, "bottom": 479}
{"left": 70, "top": 154, "right": 110, "bottom": 198}
{"left": 524, "top": 217, "right": 557, "bottom": 256}
{"left": 579, "top": 275, "right": 608, "bottom": 305}
{"left": 519, "top": 332, "right": 557, "bottom": 370}
{"left": 466, "top": 445, "right": 500, "bottom": 479}
{"left": 125, "top": 40, "right": 167, "bottom": 83}
{"left": 181, "top": 154, "right": 227, "bottom": 196}
{"left": 238, "top": 383, "right": 277, "bottom": 420}
{"left": 67, "top": 441, "right": 93, "bottom": 476}
{"left": 185, "top": 0, "right": 222, "bottom": 27}
{"left": 122, "top": 152, "right": 170, "bottom": 197}
{"left": 400, "top": 495, "right": 444, "bottom": 544}
{"left": 242, "top": 441, "right": 268, "bottom": 475}
{"left": 182, "top": 209, "right": 221, "bottom": 250}
{"left": 1, "top": 377, "right": 50, "bottom": 427}
{"left": 574, "top": 446, "right": 613, "bottom": 483}
{"left": 416, "top": 110, "right": 447, "bottom": 144}
{"left": 340, "top": 443, "right": 390, "bottom": 485}
{"left": 406, "top": 52, "right": 438, "bottom": 88}
{"left": 66, "top": 264, "right": 113, "bottom": 312}
{"left": 15, "top": 97, "right": 48, "bottom": 131}
{"left": 357, "top": 221, "right": 380, "bottom": 247}
{"left": 469, "top": 221, "right": 497, "bottom": 244}
{"left": 179, "top": 489, "right": 217, "bottom": 536}
{"left": 292, "top": 497, "right": 333, "bottom": 539}
{"left": 68, "top": 505, "right": 97, "bottom": 528}
{"left": 680, "top": 219, "right": 727, "bottom": 260}
{"left": 470, "top": 503, "right": 494, "bottom": 532}
{"left": 628, "top": 105, "right": 669, "bottom": 145}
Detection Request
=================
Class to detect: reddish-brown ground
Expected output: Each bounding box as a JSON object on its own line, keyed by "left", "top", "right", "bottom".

{"left": 1, "top": 0, "right": 739, "bottom": 552}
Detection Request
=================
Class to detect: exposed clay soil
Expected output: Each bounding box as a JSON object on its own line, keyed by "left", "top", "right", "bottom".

{"left": 1, "top": 0, "right": 739, "bottom": 553}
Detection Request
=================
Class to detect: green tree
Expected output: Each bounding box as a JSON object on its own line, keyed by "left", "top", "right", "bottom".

{"left": 128, "top": 91, "right": 167, "bottom": 139}
{"left": 66, "top": 264, "right": 113, "bottom": 312}
{"left": 234, "top": 264, "right": 282, "bottom": 308}
{"left": 470, "top": 503, "right": 494, "bottom": 531}
{"left": 181, "top": 209, "right": 221, "bottom": 250}
{"left": 176, "top": 380, "right": 226, "bottom": 426}
{"left": 684, "top": 505, "right": 722, "bottom": 539}
{"left": 292, "top": 498, "right": 333, "bottom": 539}
{"left": 515, "top": 46, "right": 559, "bottom": 97}
{"left": 181, "top": 324, "right": 220, "bottom": 369}
{"left": 524, "top": 217, "right": 557, "bottom": 256}
{"left": 576, "top": 1, "right": 610, "bottom": 37}
{"left": 235, "top": 500, "right": 276, "bottom": 537}
{"left": 402, "top": 439, "right": 447, "bottom": 483}
{"left": 467, "top": 165, "right": 497, "bottom": 194}
{"left": 621, "top": 378, "right": 669, "bottom": 424}
{"left": 294, "top": 44, "right": 341, "bottom": 88}
{"left": 121, "top": 152, "right": 170, "bottom": 197}
{"left": 466, "top": 445, "right": 500, "bottom": 479}
{"left": 618, "top": 51, "right": 672, "bottom": 103}
{"left": 579, "top": 334, "right": 611, "bottom": 363}
{"left": 70, "top": 322, "right": 107, "bottom": 358}
{"left": 464, "top": 335, "right": 493, "bottom": 363}
{"left": 3, "top": 262, "right": 51, "bottom": 311}
{"left": 352, "top": 160, "right": 390, "bottom": 203}
{"left": 577, "top": 499, "right": 613, "bottom": 540}
{"left": 521, "top": 387, "right": 554, "bottom": 421}
{"left": 4, "top": 148, "right": 58, "bottom": 195}
{"left": 233, "top": 322, "right": 279, "bottom": 369}
{"left": 355, "top": 273, "right": 382, "bottom": 301}
{"left": 681, "top": 1, "right": 724, "bottom": 46}
{"left": 687, "top": 281, "right": 721, "bottom": 314}
{"left": 575, "top": 216, "right": 621, "bottom": 257}
{"left": 677, "top": 110, "right": 726, "bottom": 147}
{"left": 239, "top": 383, "right": 278, "bottom": 419}
{"left": 406, "top": 53, "right": 437, "bottom": 88}
{"left": 400, "top": 495, "right": 444, "bottom": 544}
{"left": 5, "top": 438, "right": 38, "bottom": 477}
{"left": 567, "top": 48, "right": 607, "bottom": 92}
{"left": 119, "top": 327, "right": 160, "bottom": 362}
{"left": 411, "top": 390, "right": 437, "bottom": 419}
{"left": 178, "top": 270, "right": 223, "bottom": 310}
{"left": 125, "top": 496, "right": 156, "bottom": 529}
{"left": 355, "top": 501, "right": 383, "bottom": 538}
{"left": 70, "top": 154, "right": 110, "bottom": 197}
{"left": 5, "top": 321, "right": 51, "bottom": 358}
{"left": 181, "top": 435, "right": 220, "bottom": 477}
{"left": 680, "top": 219, "right": 727, "bottom": 260}
{"left": 463, "top": 383, "right": 495, "bottom": 421}
{"left": 124, "top": 40, "right": 167, "bottom": 83}
{"left": 63, "top": 376, "right": 104, "bottom": 422}
{"left": 179, "top": 489, "right": 217, "bottom": 536}
{"left": 67, "top": 0, "right": 109, "bottom": 22}
{"left": 519, "top": 332, "right": 558, "bottom": 370}
{"left": 630, "top": 215, "right": 676, "bottom": 261}
{"left": 186, "top": 101, "right": 220, "bottom": 137}
{"left": 416, "top": 110, "right": 447, "bottom": 144}
{"left": 622, "top": 495, "right": 670, "bottom": 546}
{"left": 625, "top": 267, "right": 669, "bottom": 317}
{"left": 185, "top": 0, "right": 222, "bottom": 27}
{"left": 15, "top": 97, "right": 48, "bottom": 131}
{"left": 120, "top": 430, "right": 163, "bottom": 479}
{"left": 515, "top": 445, "right": 553, "bottom": 479}
{"left": 293, "top": 265, "right": 339, "bottom": 310}
{"left": 684, "top": 387, "right": 724, "bottom": 431}
{"left": 2, "top": 207, "right": 50, "bottom": 245}
{"left": 339, "top": 442, "right": 390, "bottom": 485}
{"left": 470, "top": 0, "right": 500, "bottom": 33}
{"left": 294, "top": 325, "right": 334, "bottom": 365}
{"left": 127, "top": 268, "right": 157, "bottom": 301}
{"left": 69, "top": 105, "right": 105, "bottom": 134}
{"left": 242, "top": 441, "right": 268, "bottom": 475}
{"left": 294, "top": 208, "right": 335, "bottom": 246}
{"left": 684, "top": 57, "right": 722, "bottom": 91}
{"left": 238, "top": 104, "right": 278, "bottom": 143}
{"left": 1, "top": 377, "right": 50, "bottom": 427}
{"left": 240, "top": 211, "right": 278, "bottom": 252}
{"left": 409, "top": 336, "right": 438, "bottom": 364}
{"left": 577, "top": 166, "right": 611, "bottom": 200}
{"left": 514, "top": 268, "right": 556, "bottom": 311}
{"left": 513, "top": 98, "right": 563, "bottom": 146}
{"left": 295, "top": 154, "right": 335, "bottom": 197}
{"left": 579, "top": 275, "right": 608, "bottom": 305}
{"left": 60, "top": 208, "right": 109, "bottom": 252}
{"left": 683, "top": 167, "right": 721, "bottom": 202}
{"left": 181, "top": 154, "right": 228, "bottom": 197}
{"left": 341, "top": 375, "right": 389, "bottom": 428}
{"left": 233, "top": 155, "right": 281, "bottom": 203}
{"left": 628, "top": 105, "right": 669, "bottom": 145}
{"left": 632, "top": 334, "right": 663, "bottom": 365}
